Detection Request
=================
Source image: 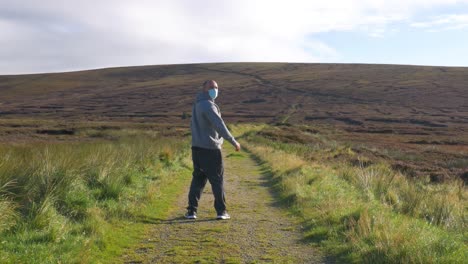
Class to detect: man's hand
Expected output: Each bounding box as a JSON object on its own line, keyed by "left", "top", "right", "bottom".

{"left": 234, "top": 142, "right": 241, "bottom": 152}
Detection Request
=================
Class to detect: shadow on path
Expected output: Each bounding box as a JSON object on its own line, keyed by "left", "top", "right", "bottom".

{"left": 135, "top": 215, "right": 219, "bottom": 225}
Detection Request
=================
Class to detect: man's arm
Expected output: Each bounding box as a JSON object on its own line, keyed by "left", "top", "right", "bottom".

{"left": 204, "top": 103, "right": 240, "bottom": 151}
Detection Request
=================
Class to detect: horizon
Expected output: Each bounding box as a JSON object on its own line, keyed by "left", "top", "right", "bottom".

{"left": 1, "top": 61, "right": 468, "bottom": 76}
{"left": 1, "top": 0, "right": 468, "bottom": 74}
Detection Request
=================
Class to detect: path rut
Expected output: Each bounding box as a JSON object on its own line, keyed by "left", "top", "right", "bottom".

{"left": 122, "top": 148, "right": 324, "bottom": 263}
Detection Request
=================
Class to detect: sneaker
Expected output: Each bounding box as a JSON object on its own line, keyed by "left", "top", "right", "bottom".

{"left": 184, "top": 210, "right": 197, "bottom": 219}
{"left": 216, "top": 211, "right": 231, "bottom": 220}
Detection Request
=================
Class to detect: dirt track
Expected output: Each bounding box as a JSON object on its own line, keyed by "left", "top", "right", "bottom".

{"left": 121, "top": 147, "right": 324, "bottom": 263}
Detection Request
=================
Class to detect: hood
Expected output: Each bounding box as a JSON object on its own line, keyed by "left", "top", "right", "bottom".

{"left": 196, "top": 91, "right": 213, "bottom": 102}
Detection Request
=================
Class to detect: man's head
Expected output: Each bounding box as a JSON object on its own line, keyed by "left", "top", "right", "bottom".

{"left": 202, "top": 80, "right": 218, "bottom": 92}
{"left": 202, "top": 80, "right": 219, "bottom": 100}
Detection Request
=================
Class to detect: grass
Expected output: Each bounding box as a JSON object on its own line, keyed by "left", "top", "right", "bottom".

{"left": 238, "top": 124, "right": 467, "bottom": 263}
{"left": 0, "top": 128, "right": 191, "bottom": 264}
{"left": 1, "top": 122, "right": 466, "bottom": 263}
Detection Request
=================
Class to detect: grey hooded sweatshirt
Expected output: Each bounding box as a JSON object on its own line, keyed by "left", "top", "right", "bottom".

{"left": 191, "top": 91, "right": 238, "bottom": 149}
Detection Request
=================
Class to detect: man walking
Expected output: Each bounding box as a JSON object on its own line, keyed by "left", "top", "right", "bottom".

{"left": 185, "top": 80, "right": 241, "bottom": 220}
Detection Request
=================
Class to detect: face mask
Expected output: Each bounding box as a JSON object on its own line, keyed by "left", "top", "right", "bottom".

{"left": 208, "top": 88, "right": 218, "bottom": 100}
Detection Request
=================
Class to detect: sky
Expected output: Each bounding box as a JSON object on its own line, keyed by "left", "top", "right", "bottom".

{"left": 1, "top": 0, "right": 468, "bottom": 74}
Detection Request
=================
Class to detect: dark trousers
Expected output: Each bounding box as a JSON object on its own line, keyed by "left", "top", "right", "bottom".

{"left": 187, "top": 146, "right": 226, "bottom": 214}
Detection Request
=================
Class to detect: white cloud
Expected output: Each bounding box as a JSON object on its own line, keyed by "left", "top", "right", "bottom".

{"left": 411, "top": 14, "right": 468, "bottom": 31}
{"left": 1, "top": 0, "right": 468, "bottom": 74}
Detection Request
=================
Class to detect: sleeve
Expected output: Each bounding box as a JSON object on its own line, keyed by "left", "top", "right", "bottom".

{"left": 204, "top": 103, "right": 238, "bottom": 147}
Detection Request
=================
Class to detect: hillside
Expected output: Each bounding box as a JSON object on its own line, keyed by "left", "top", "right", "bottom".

{"left": 0, "top": 63, "right": 467, "bottom": 181}
{"left": 0, "top": 63, "right": 467, "bottom": 126}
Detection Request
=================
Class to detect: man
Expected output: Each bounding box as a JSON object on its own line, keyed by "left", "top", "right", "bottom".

{"left": 185, "top": 80, "right": 241, "bottom": 220}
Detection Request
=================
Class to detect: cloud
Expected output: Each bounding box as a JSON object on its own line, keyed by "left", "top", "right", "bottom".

{"left": 1, "top": 0, "right": 468, "bottom": 74}
{"left": 410, "top": 14, "right": 468, "bottom": 31}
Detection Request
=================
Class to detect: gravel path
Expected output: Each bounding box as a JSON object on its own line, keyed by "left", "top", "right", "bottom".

{"left": 122, "top": 148, "right": 324, "bottom": 263}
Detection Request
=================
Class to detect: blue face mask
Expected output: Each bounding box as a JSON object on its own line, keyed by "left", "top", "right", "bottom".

{"left": 208, "top": 88, "right": 218, "bottom": 100}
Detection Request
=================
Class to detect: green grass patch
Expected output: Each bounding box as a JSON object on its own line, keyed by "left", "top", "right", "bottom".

{"left": 226, "top": 152, "right": 245, "bottom": 159}
{"left": 88, "top": 161, "right": 192, "bottom": 263}
{"left": 239, "top": 124, "right": 467, "bottom": 264}
{"left": 0, "top": 130, "right": 191, "bottom": 263}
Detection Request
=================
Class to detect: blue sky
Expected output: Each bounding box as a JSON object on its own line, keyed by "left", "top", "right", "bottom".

{"left": 1, "top": 0, "right": 468, "bottom": 74}
{"left": 312, "top": 24, "right": 468, "bottom": 66}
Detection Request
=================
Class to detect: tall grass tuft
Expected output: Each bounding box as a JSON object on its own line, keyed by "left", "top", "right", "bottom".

{"left": 338, "top": 163, "right": 466, "bottom": 230}
{"left": 0, "top": 196, "right": 18, "bottom": 233}
{"left": 242, "top": 125, "right": 467, "bottom": 263}
{"left": 0, "top": 130, "right": 189, "bottom": 263}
